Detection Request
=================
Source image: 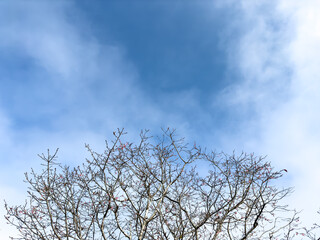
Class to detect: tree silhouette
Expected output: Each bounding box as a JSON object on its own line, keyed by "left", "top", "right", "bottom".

{"left": 4, "top": 129, "right": 304, "bottom": 239}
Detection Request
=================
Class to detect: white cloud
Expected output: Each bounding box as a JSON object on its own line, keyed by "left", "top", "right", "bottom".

{"left": 216, "top": 0, "right": 320, "bottom": 229}
{"left": 0, "top": 2, "right": 157, "bottom": 238}
{"left": 0, "top": 1, "right": 167, "bottom": 131}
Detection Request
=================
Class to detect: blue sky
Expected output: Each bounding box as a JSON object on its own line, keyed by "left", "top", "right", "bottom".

{"left": 1, "top": 0, "right": 320, "bottom": 237}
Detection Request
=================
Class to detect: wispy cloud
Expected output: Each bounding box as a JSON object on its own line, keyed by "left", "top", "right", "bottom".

{"left": 216, "top": 0, "right": 320, "bottom": 227}
{"left": 0, "top": 2, "right": 161, "bottom": 237}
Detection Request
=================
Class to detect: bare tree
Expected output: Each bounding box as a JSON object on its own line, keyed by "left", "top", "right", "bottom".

{"left": 302, "top": 210, "right": 320, "bottom": 240}
{"left": 4, "top": 129, "right": 303, "bottom": 239}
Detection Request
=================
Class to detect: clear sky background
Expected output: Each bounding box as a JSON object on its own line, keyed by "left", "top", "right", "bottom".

{"left": 1, "top": 0, "right": 320, "bottom": 238}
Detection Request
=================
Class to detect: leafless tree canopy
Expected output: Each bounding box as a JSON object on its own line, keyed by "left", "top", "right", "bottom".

{"left": 4, "top": 129, "right": 313, "bottom": 239}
